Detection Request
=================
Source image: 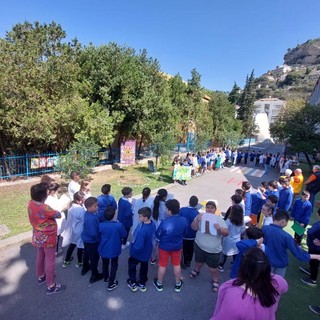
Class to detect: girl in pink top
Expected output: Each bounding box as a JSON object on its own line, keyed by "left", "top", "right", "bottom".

{"left": 211, "top": 247, "right": 288, "bottom": 320}
{"left": 28, "top": 183, "right": 66, "bottom": 295}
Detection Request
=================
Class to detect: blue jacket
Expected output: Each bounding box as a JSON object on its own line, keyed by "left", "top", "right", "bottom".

{"left": 98, "top": 220, "right": 127, "bottom": 258}
{"left": 156, "top": 215, "right": 188, "bottom": 251}
{"left": 278, "top": 188, "right": 293, "bottom": 212}
{"left": 230, "top": 239, "right": 258, "bottom": 278}
{"left": 290, "top": 198, "right": 312, "bottom": 226}
{"left": 118, "top": 197, "right": 133, "bottom": 228}
{"left": 81, "top": 212, "right": 100, "bottom": 243}
{"left": 262, "top": 223, "right": 310, "bottom": 268}
{"left": 244, "top": 191, "right": 252, "bottom": 216}
{"left": 250, "top": 192, "right": 264, "bottom": 215}
{"left": 179, "top": 206, "right": 198, "bottom": 239}
{"left": 97, "top": 194, "right": 117, "bottom": 221}
{"left": 130, "top": 221, "right": 156, "bottom": 261}
{"left": 307, "top": 221, "right": 320, "bottom": 253}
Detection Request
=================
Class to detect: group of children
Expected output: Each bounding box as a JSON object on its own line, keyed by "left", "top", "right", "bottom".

{"left": 28, "top": 162, "right": 320, "bottom": 301}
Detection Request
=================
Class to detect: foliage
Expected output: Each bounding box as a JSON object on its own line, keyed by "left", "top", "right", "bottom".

{"left": 270, "top": 100, "right": 320, "bottom": 168}
{"left": 208, "top": 92, "right": 243, "bottom": 147}
{"left": 58, "top": 137, "right": 100, "bottom": 179}
{"left": 237, "top": 70, "right": 257, "bottom": 138}
{"left": 228, "top": 82, "right": 241, "bottom": 105}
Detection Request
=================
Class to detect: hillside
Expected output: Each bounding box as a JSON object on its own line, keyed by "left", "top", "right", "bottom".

{"left": 255, "top": 38, "right": 320, "bottom": 101}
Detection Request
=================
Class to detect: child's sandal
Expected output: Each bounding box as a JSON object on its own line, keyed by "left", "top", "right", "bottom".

{"left": 212, "top": 281, "right": 219, "bottom": 292}
{"left": 189, "top": 269, "right": 200, "bottom": 279}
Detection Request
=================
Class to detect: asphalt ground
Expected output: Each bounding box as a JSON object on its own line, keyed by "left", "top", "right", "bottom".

{"left": 0, "top": 141, "right": 283, "bottom": 320}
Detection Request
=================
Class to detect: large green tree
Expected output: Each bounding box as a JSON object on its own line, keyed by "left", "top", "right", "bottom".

{"left": 270, "top": 99, "right": 320, "bottom": 170}
{"left": 237, "top": 70, "right": 257, "bottom": 139}
{"left": 0, "top": 21, "right": 116, "bottom": 154}
{"left": 209, "top": 92, "right": 243, "bottom": 147}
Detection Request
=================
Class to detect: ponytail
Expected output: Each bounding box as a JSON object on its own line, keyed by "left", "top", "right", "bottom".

{"left": 152, "top": 189, "right": 168, "bottom": 221}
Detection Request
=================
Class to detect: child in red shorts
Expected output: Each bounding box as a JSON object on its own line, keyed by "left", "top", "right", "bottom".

{"left": 153, "top": 199, "right": 188, "bottom": 292}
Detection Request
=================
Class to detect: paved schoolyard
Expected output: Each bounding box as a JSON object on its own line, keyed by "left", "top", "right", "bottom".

{"left": 0, "top": 142, "right": 283, "bottom": 320}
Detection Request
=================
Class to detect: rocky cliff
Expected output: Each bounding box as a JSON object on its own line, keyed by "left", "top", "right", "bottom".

{"left": 284, "top": 38, "right": 320, "bottom": 66}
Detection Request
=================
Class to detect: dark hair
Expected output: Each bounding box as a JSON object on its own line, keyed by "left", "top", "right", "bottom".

{"left": 101, "top": 184, "right": 111, "bottom": 195}
{"left": 267, "top": 195, "right": 278, "bottom": 204}
{"left": 233, "top": 247, "right": 279, "bottom": 307}
{"left": 268, "top": 180, "right": 278, "bottom": 189}
{"left": 206, "top": 201, "right": 217, "bottom": 210}
{"left": 165, "top": 199, "right": 180, "bottom": 215}
{"left": 138, "top": 207, "right": 152, "bottom": 219}
{"left": 142, "top": 187, "right": 151, "bottom": 202}
{"left": 70, "top": 171, "right": 80, "bottom": 180}
{"left": 262, "top": 203, "right": 273, "bottom": 213}
{"left": 260, "top": 181, "right": 267, "bottom": 189}
{"left": 152, "top": 189, "right": 168, "bottom": 221}
{"left": 122, "top": 187, "right": 133, "bottom": 196}
{"left": 40, "top": 174, "right": 55, "bottom": 185}
{"left": 71, "top": 191, "right": 85, "bottom": 206}
{"left": 84, "top": 197, "right": 98, "bottom": 210}
{"left": 246, "top": 227, "right": 264, "bottom": 240}
{"left": 30, "top": 183, "right": 48, "bottom": 202}
{"left": 189, "top": 195, "right": 199, "bottom": 207}
{"left": 273, "top": 209, "right": 289, "bottom": 222}
{"left": 104, "top": 206, "right": 116, "bottom": 221}
{"left": 231, "top": 194, "right": 242, "bottom": 204}
{"left": 229, "top": 204, "right": 244, "bottom": 226}
{"left": 235, "top": 189, "right": 244, "bottom": 198}
{"left": 47, "top": 182, "right": 60, "bottom": 192}
{"left": 242, "top": 181, "right": 251, "bottom": 191}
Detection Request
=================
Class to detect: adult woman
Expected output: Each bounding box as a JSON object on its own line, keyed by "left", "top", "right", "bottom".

{"left": 211, "top": 247, "right": 288, "bottom": 320}
{"left": 305, "top": 165, "right": 320, "bottom": 208}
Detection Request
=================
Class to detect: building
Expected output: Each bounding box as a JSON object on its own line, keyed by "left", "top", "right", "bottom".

{"left": 309, "top": 76, "right": 320, "bottom": 106}
{"left": 254, "top": 98, "right": 286, "bottom": 124}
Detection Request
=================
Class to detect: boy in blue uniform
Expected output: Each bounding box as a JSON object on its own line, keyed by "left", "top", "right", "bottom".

{"left": 301, "top": 208, "right": 320, "bottom": 286}
{"left": 153, "top": 199, "right": 188, "bottom": 292}
{"left": 262, "top": 210, "right": 320, "bottom": 278}
{"left": 97, "top": 184, "right": 117, "bottom": 221}
{"left": 180, "top": 196, "right": 199, "bottom": 269}
{"left": 290, "top": 190, "right": 312, "bottom": 246}
{"left": 127, "top": 207, "right": 156, "bottom": 292}
{"left": 278, "top": 178, "right": 293, "bottom": 212}
{"left": 98, "top": 206, "right": 127, "bottom": 291}
{"left": 230, "top": 227, "right": 264, "bottom": 278}
{"left": 81, "top": 197, "right": 103, "bottom": 283}
{"left": 118, "top": 187, "right": 133, "bottom": 249}
{"left": 242, "top": 181, "right": 252, "bottom": 217}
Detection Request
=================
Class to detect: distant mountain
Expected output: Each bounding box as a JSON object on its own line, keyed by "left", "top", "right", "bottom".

{"left": 284, "top": 38, "right": 320, "bottom": 66}
{"left": 255, "top": 38, "right": 320, "bottom": 101}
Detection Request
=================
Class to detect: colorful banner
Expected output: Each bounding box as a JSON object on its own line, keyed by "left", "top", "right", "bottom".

{"left": 172, "top": 165, "right": 192, "bottom": 181}
{"left": 120, "top": 140, "right": 136, "bottom": 165}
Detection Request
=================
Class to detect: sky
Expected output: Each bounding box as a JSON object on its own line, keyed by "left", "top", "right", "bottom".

{"left": 1, "top": 0, "right": 320, "bottom": 92}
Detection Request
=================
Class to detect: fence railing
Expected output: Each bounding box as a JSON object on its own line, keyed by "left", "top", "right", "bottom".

{"left": 0, "top": 141, "right": 212, "bottom": 180}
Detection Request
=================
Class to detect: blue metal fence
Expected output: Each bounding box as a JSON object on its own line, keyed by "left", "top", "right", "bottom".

{"left": 0, "top": 141, "right": 213, "bottom": 179}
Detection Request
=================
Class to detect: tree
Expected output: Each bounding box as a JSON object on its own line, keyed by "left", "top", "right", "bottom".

{"left": 0, "top": 21, "right": 117, "bottom": 154}
{"left": 208, "top": 92, "right": 243, "bottom": 147}
{"left": 228, "top": 82, "right": 241, "bottom": 105}
{"left": 270, "top": 99, "right": 320, "bottom": 170}
{"left": 237, "top": 70, "right": 257, "bottom": 140}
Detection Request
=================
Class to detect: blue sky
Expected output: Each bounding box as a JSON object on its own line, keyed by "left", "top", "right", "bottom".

{"left": 1, "top": 0, "right": 320, "bottom": 92}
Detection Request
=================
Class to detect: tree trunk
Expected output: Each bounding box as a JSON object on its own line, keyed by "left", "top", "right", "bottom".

{"left": 137, "top": 134, "right": 144, "bottom": 158}
{"left": 0, "top": 134, "right": 11, "bottom": 177}
{"left": 303, "top": 151, "right": 313, "bottom": 172}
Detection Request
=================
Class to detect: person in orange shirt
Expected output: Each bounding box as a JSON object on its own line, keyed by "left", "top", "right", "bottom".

{"left": 305, "top": 165, "right": 320, "bottom": 208}
{"left": 291, "top": 168, "right": 304, "bottom": 197}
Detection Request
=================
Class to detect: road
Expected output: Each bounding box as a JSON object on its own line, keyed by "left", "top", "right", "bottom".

{"left": 0, "top": 141, "right": 282, "bottom": 320}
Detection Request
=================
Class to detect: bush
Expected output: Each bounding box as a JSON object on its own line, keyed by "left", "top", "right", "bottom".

{"left": 58, "top": 137, "right": 100, "bottom": 179}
